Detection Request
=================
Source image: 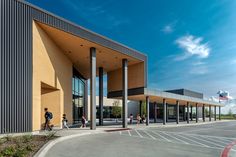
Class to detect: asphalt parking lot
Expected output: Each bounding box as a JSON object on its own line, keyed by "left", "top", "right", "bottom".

{"left": 45, "top": 121, "right": 236, "bottom": 157}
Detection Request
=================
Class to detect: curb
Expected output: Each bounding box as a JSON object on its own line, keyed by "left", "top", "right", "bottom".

{"left": 34, "top": 131, "right": 103, "bottom": 157}
{"left": 144, "top": 120, "right": 231, "bottom": 129}
{"left": 221, "top": 140, "right": 236, "bottom": 157}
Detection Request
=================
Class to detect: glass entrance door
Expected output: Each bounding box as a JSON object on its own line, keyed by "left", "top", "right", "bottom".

{"left": 72, "top": 75, "right": 85, "bottom": 124}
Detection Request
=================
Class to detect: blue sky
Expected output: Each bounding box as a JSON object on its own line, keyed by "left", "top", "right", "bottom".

{"left": 26, "top": 0, "right": 236, "bottom": 98}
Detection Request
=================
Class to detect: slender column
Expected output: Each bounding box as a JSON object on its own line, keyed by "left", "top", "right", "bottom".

{"left": 176, "top": 101, "right": 179, "bottom": 124}
{"left": 187, "top": 102, "right": 190, "bottom": 124}
{"left": 146, "top": 96, "right": 150, "bottom": 126}
{"left": 190, "top": 106, "right": 193, "bottom": 121}
{"left": 99, "top": 67, "right": 103, "bottom": 126}
{"left": 219, "top": 106, "right": 221, "bottom": 120}
{"left": 214, "top": 106, "right": 217, "bottom": 121}
{"left": 90, "top": 47, "right": 96, "bottom": 130}
{"left": 202, "top": 104, "right": 205, "bottom": 122}
{"left": 122, "top": 59, "right": 128, "bottom": 128}
{"left": 139, "top": 101, "right": 142, "bottom": 115}
{"left": 196, "top": 103, "right": 198, "bottom": 123}
{"left": 163, "top": 99, "right": 166, "bottom": 125}
{"left": 209, "top": 106, "right": 211, "bottom": 121}
{"left": 154, "top": 102, "right": 157, "bottom": 123}
{"left": 166, "top": 104, "right": 168, "bottom": 122}
{"left": 183, "top": 106, "right": 186, "bottom": 121}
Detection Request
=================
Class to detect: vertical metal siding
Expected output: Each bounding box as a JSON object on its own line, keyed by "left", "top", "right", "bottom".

{"left": 0, "top": 0, "right": 32, "bottom": 134}
{"left": 1, "top": 0, "right": 147, "bottom": 134}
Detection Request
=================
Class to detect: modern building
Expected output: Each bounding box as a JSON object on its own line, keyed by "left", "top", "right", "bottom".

{"left": 0, "top": 0, "right": 223, "bottom": 134}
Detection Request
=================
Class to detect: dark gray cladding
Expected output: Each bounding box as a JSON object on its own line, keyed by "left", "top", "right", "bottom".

{"left": 0, "top": 0, "right": 32, "bottom": 133}
{"left": 0, "top": 0, "right": 147, "bottom": 134}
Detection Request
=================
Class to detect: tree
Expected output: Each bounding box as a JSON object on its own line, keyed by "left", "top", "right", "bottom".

{"left": 112, "top": 100, "right": 121, "bottom": 123}
{"left": 228, "top": 109, "right": 233, "bottom": 116}
{"left": 141, "top": 101, "right": 147, "bottom": 116}
{"left": 205, "top": 108, "right": 209, "bottom": 116}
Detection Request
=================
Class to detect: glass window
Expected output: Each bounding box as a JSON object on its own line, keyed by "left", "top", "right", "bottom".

{"left": 72, "top": 74, "right": 85, "bottom": 124}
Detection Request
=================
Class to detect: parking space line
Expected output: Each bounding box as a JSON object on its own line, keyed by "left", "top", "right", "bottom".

{"left": 135, "top": 129, "right": 143, "bottom": 138}
{"left": 161, "top": 132, "right": 189, "bottom": 144}
{"left": 128, "top": 130, "right": 131, "bottom": 136}
{"left": 202, "top": 136, "right": 229, "bottom": 145}
{"left": 186, "top": 134, "right": 224, "bottom": 148}
{"left": 154, "top": 130, "right": 236, "bottom": 141}
{"left": 150, "top": 130, "right": 171, "bottom": 142}
{"left": 143, "top": 130, "right": 156, "bottom": 140}
{"left": 176, "top": 134, "right": 209, "bottom": 147}
{"left": 119, "top": 131, "right": 121, "bottom": 135}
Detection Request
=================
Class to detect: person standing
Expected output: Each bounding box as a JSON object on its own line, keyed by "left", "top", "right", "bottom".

{"left": 62, "top": 114, "right": 69, "bottom": 129}
{"left": 81, "top": 115, "right": 86, "bottom": 128}
{"left": 44, "top": 108, "right": 52, "bottom": 131}
{"left": 129, "top": 114, "right": 133, "bottom": 124}
{"left": 141, "top": 114, "right": 146, "bottom": 124}
{"left": 136, "top": 114, "right": 141, "bottom": 126}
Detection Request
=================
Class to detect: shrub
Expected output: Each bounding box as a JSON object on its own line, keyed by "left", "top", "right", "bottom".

{"left": 22, "top": 135, "right": 33, "bottom": 143}
{"left": 1, "top": 146, "right": 15, "bottom": 156}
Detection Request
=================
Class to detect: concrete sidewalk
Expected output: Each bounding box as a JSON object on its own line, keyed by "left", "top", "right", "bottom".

{"left": 38, "top": 119, "right": 230, "bottom": 138}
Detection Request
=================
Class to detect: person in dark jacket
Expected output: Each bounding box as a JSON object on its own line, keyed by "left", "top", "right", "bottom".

{"left": 44, "top": 108, "right": 52, "bottom": 131}
{"left": 81, "top": 115, "right": 86, "bottom": 128}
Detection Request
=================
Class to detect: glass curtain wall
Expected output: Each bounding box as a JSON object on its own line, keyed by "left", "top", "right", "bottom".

{"left": 72, "top": 74, "right": 85, "bottom": 124}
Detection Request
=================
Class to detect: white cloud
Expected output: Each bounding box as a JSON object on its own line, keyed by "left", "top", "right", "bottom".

{"left": 192, "top": 61, "right": 205, "bottom": 66}
{"left": 231, "top": 59, "right": 236, "bottom": 64}
{"left": 175, "top": 35, "right": 210, "bottom": 60}
{"left": 162, "top": 25, "right": 173, "bottom": 34}
{"left": 189, "top": 65, "right": 208, "bottom": 75}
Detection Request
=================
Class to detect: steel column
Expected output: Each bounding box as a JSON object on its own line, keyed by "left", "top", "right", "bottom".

{"left": 202, "top": 104, "right": 205, "bottom": 122}
{"left": 122, "top": 59, "right": 128, "bottom": 128}
{"left": 90, "top": 47, "right": 96, "bottom": 130}
{"left": 187, "top": 102, "right": 190, "bottom": 124}
{"left": 139, "top": 101, "right": 142, "bottom": 115}
{"left": 146, "top": 96, "right": 149, "bottom": 126}
{"left": 99, "top": 67, "right": 103, "bottom": 126}
{"left": 176, "top": 101, "right": 179, "bottom": 124}
{"left": 209, "top": 106, "right": 211, "bottom": 121}
{"left": 183, "top": 106, "right": 186, "bottom": 121}
{"left": 214, "top": 106, "right": 216, "bottom": 121}
{"left": 190, "top": 106, "right": 193, "bottom": 121}
{"left": 196, "top": 103, "right": 198, "bottom": 123}
{"left": 154, "top": 102, "right": 157, "bottom": 123}
{"left": 163, "top": 99, "right": 166, "bottom": 125}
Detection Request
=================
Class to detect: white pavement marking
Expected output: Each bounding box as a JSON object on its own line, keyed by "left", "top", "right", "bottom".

{"left": 154, "top": 130, "right": 236, "bottom": 141}
{"left": 143, "top": 130, "right": 156, "bottom": 140}
{"left": 161, "top": 132, "right": 189, "bottom": 144}
{"left": 176, "top": 134, "right": 209, "bottom": 147}
{"left": 128, "top": 130, "right": 131, "bottom": 136}
{"left": 135, "top": 129, "right": 143, "bottom": 138}
{"left": 150, "top": 130, "right": 171, "bottom": 142}
{"left": 202, "top": 136, "right": 229, "bottom": 145}
{"left": 186, "top": 134, "right": 224, "bottom": 148}
{"left": 119, "top": 131, "right": 121, "bottom": 135}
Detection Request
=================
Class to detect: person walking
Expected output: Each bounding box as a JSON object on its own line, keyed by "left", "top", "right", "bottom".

{"left": 44, "top": 108, "right": 53, "bottom": 131}
{"left": 81, "top": 115, "right": 86, "bottom": 128}
{"left": 62, "top": 114, "right": 69, "bottom": 129}
{"left": 129, "top": 114, "right": 133, "bottom": 124}
{"left": 141, "top": 114, "right": 146, "bottom": 124}
{"left": 136, "top": 114, "right": 141, "bottom": 126}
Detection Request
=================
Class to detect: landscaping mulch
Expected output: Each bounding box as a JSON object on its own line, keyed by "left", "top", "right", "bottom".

{"left": 0, "top": 133, "right": 58, "bottom": 157}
